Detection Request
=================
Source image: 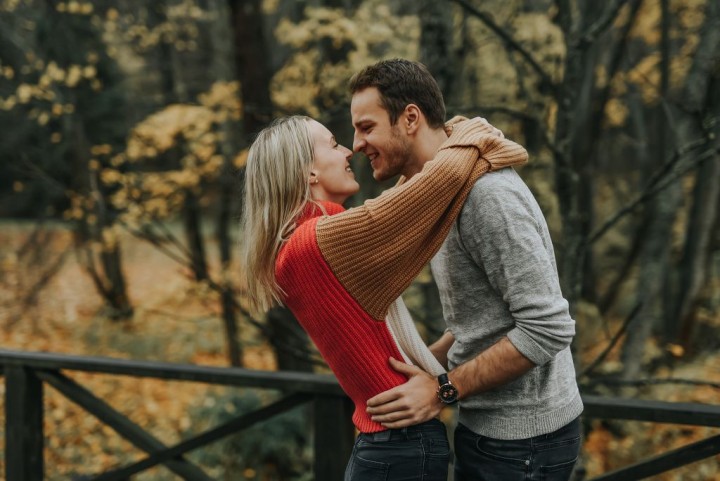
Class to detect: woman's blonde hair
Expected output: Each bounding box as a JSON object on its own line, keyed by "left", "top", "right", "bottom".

{"left": 240, "top": 115, "right": 316, "bottom": 315}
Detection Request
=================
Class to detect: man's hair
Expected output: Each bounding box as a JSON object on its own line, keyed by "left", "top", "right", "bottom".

{"left": 349, "top": 58, "right": 446, "bottom": 129}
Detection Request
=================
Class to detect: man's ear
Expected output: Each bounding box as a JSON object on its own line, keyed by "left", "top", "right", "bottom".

{"left": 404, "top": 104, "right": 421, "bottom": 135}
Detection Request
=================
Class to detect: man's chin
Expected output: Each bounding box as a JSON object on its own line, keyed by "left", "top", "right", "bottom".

{"left": 372, "top": 171, "right": 386, "bottom": 182}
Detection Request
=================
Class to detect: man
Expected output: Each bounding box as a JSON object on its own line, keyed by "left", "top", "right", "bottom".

{"left": 350, "top": 58, "right": 583, "bottom": 481}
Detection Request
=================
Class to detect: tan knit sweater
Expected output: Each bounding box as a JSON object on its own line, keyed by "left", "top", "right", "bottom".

{"left": 316, "top": 116, "right": 528, "bottom": 320}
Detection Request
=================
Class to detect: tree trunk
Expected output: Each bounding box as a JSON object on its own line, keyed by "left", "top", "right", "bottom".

{"left": 75, "top": 118, "right": 133, "bottom": 320}
{"left": 419, "top": 0, "right": 454, "bottom": 99}
{"left": 620, "top": 0, "right": 675, "bottom": 379}
{"left": 670, "top": 0, "right": 720, "bottom": 345}
{"left": 553, "top": 0, "right": 587, "bottom": 322}
{"left": 228, "top": 0, "right": 316, "bottom": 370}
{"left": 266, "top": 307, "right": 315, "bottom": 372}
{"left": 620, "top": 154, "right": 679, "bottom": 379}
{"left": 229, "top": 0, "right": 274, "bottom": 134}
{"left": 182, "top": 192, "right": 209, "bottom": 281}
{"left": 216, "top": 151, "right": 242, "bottom": 366}
{"left": 676, "top": 151, "right": 720, "bottom": 346}
{"left": 208, "top": 0, "right": 244, "bottom": 367}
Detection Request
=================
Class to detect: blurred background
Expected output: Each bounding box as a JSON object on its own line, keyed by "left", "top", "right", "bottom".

{"left": 0, "top": 0, "right": 718, "bottom": 479}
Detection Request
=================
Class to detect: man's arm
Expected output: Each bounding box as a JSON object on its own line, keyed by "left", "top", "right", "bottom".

{"left": 366, "top": 337, "right": 534, "bottom": 428}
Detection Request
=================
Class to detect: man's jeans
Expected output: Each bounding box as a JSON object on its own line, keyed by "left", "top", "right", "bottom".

{"left": 344, "top": 418, "right": 450, "bottom": 481}
{"left": 454, "top": 417, "right": 581, "bottom": 481}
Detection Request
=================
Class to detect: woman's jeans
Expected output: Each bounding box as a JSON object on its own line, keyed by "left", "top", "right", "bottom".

{"left": 344, "top": 418, "right": 450, "bottom": 481}
{"left": 454, "top": 417, "right": 581, "bottom": 481}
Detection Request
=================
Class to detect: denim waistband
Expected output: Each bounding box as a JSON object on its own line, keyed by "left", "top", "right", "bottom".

{"left": 359, "top": 418, "right": 446, "bottom": 442}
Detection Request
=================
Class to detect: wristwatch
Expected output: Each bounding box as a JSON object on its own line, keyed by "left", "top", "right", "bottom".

{"left": 437, "top": 373, "right": 459, "bottom": 404}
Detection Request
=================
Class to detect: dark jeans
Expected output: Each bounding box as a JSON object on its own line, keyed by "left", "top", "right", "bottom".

{"left": 454, "top": 417, "right": 581, "bottom": 481}
{"left": 344, "top": 418, "right": 450, "bottom": 481}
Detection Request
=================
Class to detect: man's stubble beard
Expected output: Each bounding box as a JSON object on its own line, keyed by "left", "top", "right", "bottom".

{"left": 375, "top": 125, "right": 415, "bottom": 182}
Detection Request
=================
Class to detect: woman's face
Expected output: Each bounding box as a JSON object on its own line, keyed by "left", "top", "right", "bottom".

{"left": 308, "top": 119, "right": 359, "bottom": 204}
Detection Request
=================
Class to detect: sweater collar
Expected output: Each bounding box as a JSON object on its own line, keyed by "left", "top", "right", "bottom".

{"left": 296, "top": 200, "right": 345, "bottom": 226}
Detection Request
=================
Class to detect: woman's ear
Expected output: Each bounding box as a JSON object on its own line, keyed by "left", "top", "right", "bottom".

{"left": 404, "top": 104, "right": 420, "bottom": 134}
{"left": 309, "top": 171, "right": 319, "bottom": 185}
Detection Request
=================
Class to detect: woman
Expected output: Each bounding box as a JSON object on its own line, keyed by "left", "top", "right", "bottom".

{"left": 241, "top": 115, "right": 527, "bottom": 480}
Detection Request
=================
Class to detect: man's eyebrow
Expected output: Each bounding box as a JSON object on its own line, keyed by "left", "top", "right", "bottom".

{"left": 353, "top": 118, "right": 373, "bottom": 128}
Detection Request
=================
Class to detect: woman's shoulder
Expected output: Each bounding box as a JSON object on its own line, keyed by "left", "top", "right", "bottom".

{"left": 278, "top": 218, "right": 322, "bottom": 261}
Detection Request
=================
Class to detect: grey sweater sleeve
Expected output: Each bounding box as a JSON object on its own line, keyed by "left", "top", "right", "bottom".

{"left": 457, "top": 172, "right": 575, "bottom": 366}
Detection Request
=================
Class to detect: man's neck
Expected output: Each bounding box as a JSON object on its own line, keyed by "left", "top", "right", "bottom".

{"left": 403, "top": 127, "right": 450, "bottom": 179}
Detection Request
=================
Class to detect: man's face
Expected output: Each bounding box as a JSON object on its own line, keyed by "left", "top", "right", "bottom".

{"left": 351, "top": 87, "right": 413, "bottom": 182}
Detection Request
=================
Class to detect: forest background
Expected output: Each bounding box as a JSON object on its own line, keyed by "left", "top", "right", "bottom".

{"left": 0, "top": 0, "right": 719, "bottom": 479}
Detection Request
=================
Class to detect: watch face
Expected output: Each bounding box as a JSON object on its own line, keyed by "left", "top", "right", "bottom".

{"left": 438, "top": 384, "right": 459, "bottom": 404}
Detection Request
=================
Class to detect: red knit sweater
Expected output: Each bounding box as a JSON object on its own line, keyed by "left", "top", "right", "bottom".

{"left": 276, "top": 202, "right": 408, "bottom": 432}
{"left": 274, "top": 117, "right": 528, "bottom": 432}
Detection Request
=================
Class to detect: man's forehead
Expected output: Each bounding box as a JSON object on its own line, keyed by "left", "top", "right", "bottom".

{"left": 351, "top": 90, "right": 388, "bottom": 124}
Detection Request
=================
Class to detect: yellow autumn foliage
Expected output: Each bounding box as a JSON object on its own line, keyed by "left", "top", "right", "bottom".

{"left": 272, "top": 0, "right": 419, "bottom": 117}
{"left": 604, "top": 98, "right": 630, "bottom": 128}
{"left": 126, "top": 104, "right": 211, "bottom": 160}
{"left": 233, "top": 149, "right": 248, "bottom": 169}
{"left": 16, "top": 84, "right": 33, "bottom": 103}
{"left": 512, "top": 13, "right": 565, "bottom": 79}
{"left": 627, "top": 53, "right": 662, "bottom": 103}
{"left": 109, "top": 81, "right": 242, "bottom": 224}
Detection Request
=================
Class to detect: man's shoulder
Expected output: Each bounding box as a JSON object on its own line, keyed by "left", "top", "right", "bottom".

{"left": 473, "top": 166, "right": 524, "bottom": 189}
{"left": 463, "top": 167, "right": 527, "bottom": 207}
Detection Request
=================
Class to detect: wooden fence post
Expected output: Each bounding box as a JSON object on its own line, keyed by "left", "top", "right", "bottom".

{"left": 313, "top": 395, "right": 354, "bottom": 481}
{"left": 5, "top": 366, "right": 44, "bottom": 481}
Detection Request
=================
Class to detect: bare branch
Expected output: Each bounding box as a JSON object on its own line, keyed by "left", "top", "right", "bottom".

{"left": 578, "top": 302, "right": 642, "bottom": 379}
{"left": 446, "top": 104, "right": 564, "bottom": 158}
{"left": 77, "top": 244, "right": 110, "bottom": 299}
{"left": 120, "top": 222, "right": 326, "bottom": 368}
{"left": 585, "top": 0, "right": 644, "bottom": 154}
{"left": 578, "top": 0, "right": 630, "bottom": 48}
{"left": 121, "top": 223, "right": 192, "bottom": 268}
{"left": 447, "top": 104, "right": 535, "bottom": 122}
{"left": 588, "top": 141, "right": 717, "bottom": 244}
{"left": 5, "top": 245, "right": 71, "bottom": 329}
{"left": 448, "top": 0, "right": 554, "bottom": 90}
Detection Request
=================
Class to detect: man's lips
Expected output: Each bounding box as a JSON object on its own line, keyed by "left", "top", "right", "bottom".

{"left": 367, "top": 153, "right": 379, "bottom": 170}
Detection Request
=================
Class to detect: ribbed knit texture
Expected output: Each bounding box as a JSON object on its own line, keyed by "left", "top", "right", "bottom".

{"left": 277, "top": 205, "right": 407, "bottom": 433}
{"left": 275, "top": 117, "right": 528, "bottom": 432}
{"left": 316, "top": 117, "right": 528, "bottom": 321}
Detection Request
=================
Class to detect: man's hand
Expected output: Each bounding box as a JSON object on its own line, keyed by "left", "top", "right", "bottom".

{"left": 366, "top": 357, "right": 443, "bottom": 429}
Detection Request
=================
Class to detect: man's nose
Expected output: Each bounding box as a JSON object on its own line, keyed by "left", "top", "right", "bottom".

{"left": 353, "top": 135, "right": 365, "bottom": 153}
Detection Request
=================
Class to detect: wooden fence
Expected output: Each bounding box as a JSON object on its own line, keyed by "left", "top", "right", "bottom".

{"left": 1, "top": 349, "right": 719, "bottom": 480}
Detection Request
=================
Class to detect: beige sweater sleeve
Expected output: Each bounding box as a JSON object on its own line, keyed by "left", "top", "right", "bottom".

{"left": 316, "top": 117, "right": 528, "bottom": 320}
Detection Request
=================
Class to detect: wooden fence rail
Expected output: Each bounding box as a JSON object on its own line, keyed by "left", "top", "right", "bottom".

{"left": 1, "top": 349, "right": 719, "bottom": 480}
{"left": 0, "top": 349, "right": 354, "bottom": 481}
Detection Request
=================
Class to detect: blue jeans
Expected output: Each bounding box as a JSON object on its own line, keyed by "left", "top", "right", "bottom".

{"left": 344, "top": 418, "right": 450, "bottom": 481}
{"left": 454, "top": 417, "right": 581, "bottom": 481}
